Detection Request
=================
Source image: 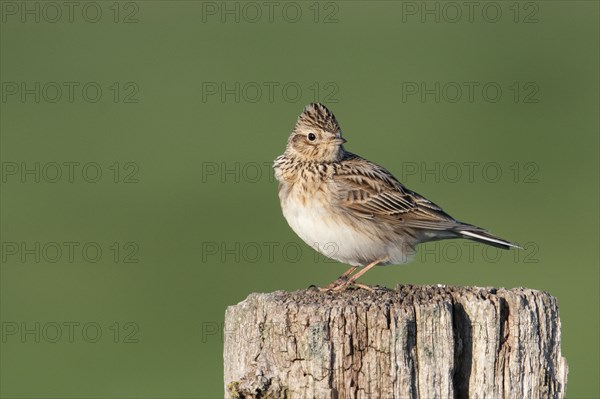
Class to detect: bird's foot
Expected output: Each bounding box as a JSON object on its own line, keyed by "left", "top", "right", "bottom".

{"left": 319, "top": 276, "right": 350, "bottom": 292}
{"left": 319, "top": 260, "right": 386, "bottom": 292}
{"left": 319, "top": 279, "right": 376, "bottom": 292}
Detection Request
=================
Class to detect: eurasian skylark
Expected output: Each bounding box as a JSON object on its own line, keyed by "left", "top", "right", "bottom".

{"left": 273, "top": 103, "right": 520, "bottom": 290}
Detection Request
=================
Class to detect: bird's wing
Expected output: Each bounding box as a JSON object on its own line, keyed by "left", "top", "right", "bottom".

{"left": 333, "top": 153, "right": 462, "bottom": 230}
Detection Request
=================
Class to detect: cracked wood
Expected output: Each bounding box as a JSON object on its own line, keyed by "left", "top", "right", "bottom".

{"left": 224, "top": 285, "right": 567, "bottom": 399}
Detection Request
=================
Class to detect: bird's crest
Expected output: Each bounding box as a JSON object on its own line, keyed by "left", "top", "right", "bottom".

{"left": 294, "top": 103, "right": 341, "bottom": 134}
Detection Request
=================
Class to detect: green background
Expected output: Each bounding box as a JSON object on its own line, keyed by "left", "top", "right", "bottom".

{"left": 1, "top": 1, "right": 598, "bottom": 398}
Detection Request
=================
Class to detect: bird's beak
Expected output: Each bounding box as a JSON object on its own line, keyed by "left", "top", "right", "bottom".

{"left": 332, "top": 137, "right": 347, "bottom": 145}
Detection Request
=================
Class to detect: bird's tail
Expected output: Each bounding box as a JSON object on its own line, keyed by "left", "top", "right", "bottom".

{"left": 457, "top": 227, "right": 522, "bottom": 250}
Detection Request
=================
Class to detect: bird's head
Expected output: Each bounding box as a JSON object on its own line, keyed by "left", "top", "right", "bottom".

{"left": 285, "top": 103, "right": 346, "bottom": 163}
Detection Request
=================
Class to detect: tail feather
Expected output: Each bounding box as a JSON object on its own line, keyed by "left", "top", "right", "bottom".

{"left": 458, "top": 229, "right": 522, "bottom": 250}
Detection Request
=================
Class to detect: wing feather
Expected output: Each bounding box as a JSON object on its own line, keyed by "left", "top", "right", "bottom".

{"left": 333, "top": 153, "right": 461, "bottom": 230}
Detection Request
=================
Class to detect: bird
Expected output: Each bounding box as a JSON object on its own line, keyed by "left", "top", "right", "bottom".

{"left": 273, "top": 103, "right": 520, "bottom": 291}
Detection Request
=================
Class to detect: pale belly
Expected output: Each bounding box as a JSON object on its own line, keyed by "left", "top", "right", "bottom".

{"left": 280, "top": 194, "right": 414, "bottom": 266}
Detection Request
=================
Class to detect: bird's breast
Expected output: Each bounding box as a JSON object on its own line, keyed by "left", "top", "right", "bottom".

{"left": 281, "top": 191, "right": 352, "bottom": 259}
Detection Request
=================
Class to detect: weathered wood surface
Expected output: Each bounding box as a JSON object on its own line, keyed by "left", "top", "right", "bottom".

{"left": 224, "top": 285, "right": 567, "bottom": 399}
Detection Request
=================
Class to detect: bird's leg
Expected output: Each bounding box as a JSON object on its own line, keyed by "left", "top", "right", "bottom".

{"left": 337, "top": 265, "right": 359, "bottom": 280}
{"left": 330, "top": 258, "right": 387, "bottom": 291}
{"left": 320, "top": 266, "right": 358, "bottom": 291}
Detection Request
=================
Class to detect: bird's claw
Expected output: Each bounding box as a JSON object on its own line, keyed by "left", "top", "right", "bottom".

{"left": 319, "top": 280, "right": 375, "bottom": 292}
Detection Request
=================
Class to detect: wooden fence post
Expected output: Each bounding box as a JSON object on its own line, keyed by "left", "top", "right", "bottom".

{"left": 224, "top": 285, "right": 567, "bottom": 399}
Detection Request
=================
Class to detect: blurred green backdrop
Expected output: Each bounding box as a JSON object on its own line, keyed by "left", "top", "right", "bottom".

{"left": 1, "top": 1, "right": 598, "bottom": 398}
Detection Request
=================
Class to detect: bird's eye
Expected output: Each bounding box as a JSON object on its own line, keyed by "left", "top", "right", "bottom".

{"left": 307, "top": 133, "right": 316, "bottom": 141}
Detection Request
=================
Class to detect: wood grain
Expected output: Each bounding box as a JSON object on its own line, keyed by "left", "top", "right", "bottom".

{"left": 224, "top": 285, "right": 567, "bottom": 399}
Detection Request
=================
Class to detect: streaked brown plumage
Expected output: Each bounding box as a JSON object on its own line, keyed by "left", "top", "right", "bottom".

{"left": 273, "top": 103, "right": 520, "bottom": 290}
